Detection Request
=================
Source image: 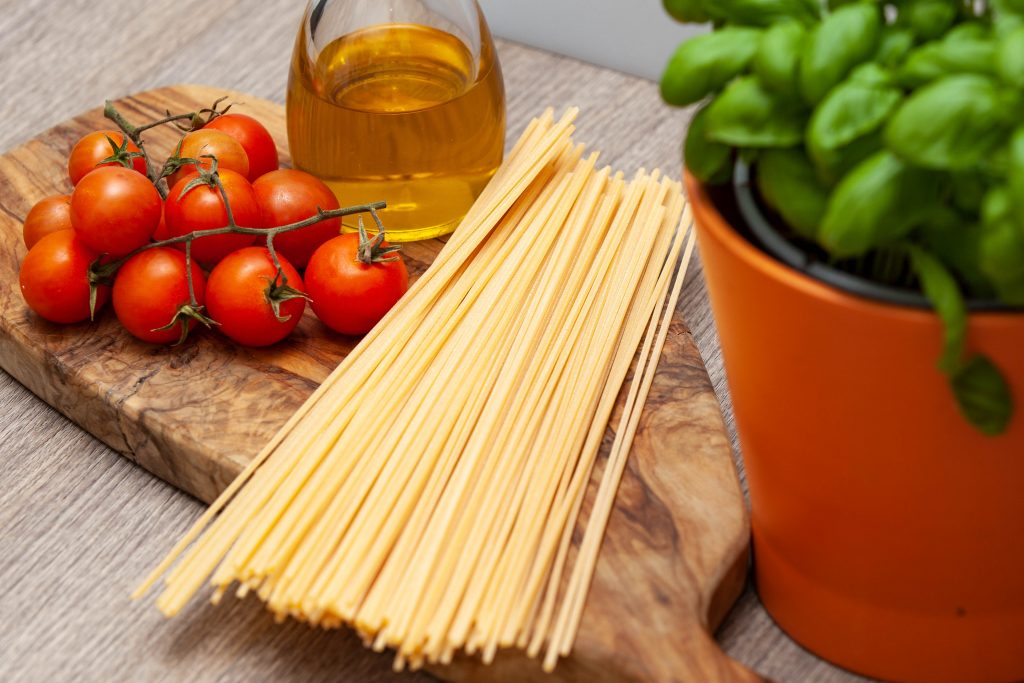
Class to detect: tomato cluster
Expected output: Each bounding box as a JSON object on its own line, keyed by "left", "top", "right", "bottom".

{"left": 18, "top": 108, "right": 409, "bottom": 348}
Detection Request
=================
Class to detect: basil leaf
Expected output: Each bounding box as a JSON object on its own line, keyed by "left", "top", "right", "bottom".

{"left": 979, "top": 187, "right": 1024, "bottom": 305}
{"left": 875, "top": 27, "right": 916, "bottom": 67}
{"left": 661, "top": 28, "right": 763, "bottom": 106}
{"left": 753, "top": 21, "right": 806, "bottom": 97}
{"left": 908, "top": 245, "right": 966, "bottom": 374}
{"left": 1010, "top": 128, "right": 1024, "bottom": 226}
{"left": 684, "top": 105, "right": 732, "bottom": 184}
{"left": 756, "top": 148, "right": 829, "bottom": 240}
{"left": 704, "top": 76, "right": 808, "bottom": 148}
{"left": 992, "top": 0, "right": 1024, "bottom": 14}
{"left": 885, "top": 75, "right": 1011, "bottom": 171}
{"left": 978, "top": 219, "right": 1024, "bottom": 305}
{"left": 848, "top": 62, "right": 894, "bottom": 86}
{"left": 903, "top": 0, "right": 959, "bottom": 41}
{"left": 663, "top": 0, "right": 715, "bottom": 23}
{"left": 820, "top": 151, "right": 940, "bottom": 256}
{"left": 951, "top": 171, "right": 989, "bottom": 215}
{"left": 829, "top": 0, "right": 884, "bottom": 7}
{"left": 945, "top": 22, "right": 989, "bottom": 42}
{"left": 910, "top": 246, "right": 1013, "bottom": 436}
{"left": 918, "top": 210, "right": 996, "bottom": 299}
{"left": 820, "top": 130, "right": 886, "bottom": 186}
{"left": 997, "top": 26, "right": 1024, "bottom": 89}
{"left": 807, "top": 76, "right": 902, "bottom": 183}
{"left": 713, "top": 0, "right": 820, "bottom": 27}
{"left": 994, "top": 10, "right": 1024, "bottom": 38}
{"left": 984, "top": 146, "right": 1013, "bottom": 178}
{"left": 951, "top": 356, "right": 1014, "bottom": 437}
{"left": 897, "top": 31, "right": 996, "bottom": 87}
{"left": 800, "top": 4, "right": 882, "bottom": 105}
{"left": 982, "top": 185, "right": 1014, "bottom": 227}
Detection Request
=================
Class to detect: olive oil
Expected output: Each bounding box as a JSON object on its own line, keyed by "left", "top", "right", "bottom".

{"left": 287, "top": 22, "right": 506, "bottom": 241}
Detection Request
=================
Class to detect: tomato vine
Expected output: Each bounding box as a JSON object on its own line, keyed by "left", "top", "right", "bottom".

{"left": 92, "top": 98, "right": 389, "bottom": 341}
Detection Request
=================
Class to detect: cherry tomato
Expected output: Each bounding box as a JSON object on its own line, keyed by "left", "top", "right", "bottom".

{"left": 305, "top": 233, "right": 409, "bottom": 335}
{"left": 23, "top": 194, "right": 73, "bottom": 249}
{"left": 68, "top": 130, "right": 147, "bottom": 185}
{"left": 167, "top": 129, "right": 249, "bottom": 189}
{"left": 205, "top": 113, "right": 279, "bottom": 180}
{"left": 253, "top": 169, "right": 341, "bottom": 268}
{"left": 112, "top": 247, "right": 207, "bottom": 345}
{"left": 152, "top": 202, "right": 171, "bottom": 242}
{"left": 206, "top": 247, "right": 306, "bottom": 347}
{"left": 19, "top": 229, "right": 109, "bottom": 324}
{"left": 70, "top": 166, "right": 162, "bottom": 257}
{"left": 164, "top": 169, "right": 259, "bottom": 267}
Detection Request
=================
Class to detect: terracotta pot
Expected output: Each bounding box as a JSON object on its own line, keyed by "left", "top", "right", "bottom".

{"left": 685, "top": 173, "right": 1024, "bottom": 683}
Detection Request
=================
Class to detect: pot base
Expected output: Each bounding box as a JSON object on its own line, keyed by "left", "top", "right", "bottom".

{"left": 755, "top": 528, "right": 1024, "bottom": 683}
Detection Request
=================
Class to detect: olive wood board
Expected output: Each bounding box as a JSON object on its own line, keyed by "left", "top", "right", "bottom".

{"left": 0, "top": 85, "right": 759, "bottom": 683}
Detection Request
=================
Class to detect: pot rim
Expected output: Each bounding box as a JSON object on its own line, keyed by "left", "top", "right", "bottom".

{"left": 732, "top": 160, "right": 1017, "bottom": 313}
{"left": 685, "top": 170, "right": 1024, "bottom": 323}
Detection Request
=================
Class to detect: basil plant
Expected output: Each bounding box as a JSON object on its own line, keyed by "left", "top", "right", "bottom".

{"left": 663, "top": 0, "right": 1024, "bottom": 435}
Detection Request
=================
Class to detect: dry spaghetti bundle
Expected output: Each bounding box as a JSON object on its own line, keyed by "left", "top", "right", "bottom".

{"left": 136, "top": 108, "right": 695, "bottom": 672}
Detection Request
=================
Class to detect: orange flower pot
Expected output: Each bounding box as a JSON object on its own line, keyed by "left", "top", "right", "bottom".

{"left": 686, "top": 173, "right": 1024, "bottom": 683}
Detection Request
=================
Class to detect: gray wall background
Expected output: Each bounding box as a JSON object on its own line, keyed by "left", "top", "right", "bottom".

{"left": 478, "top": 0, "right": 709, "bottom": 81}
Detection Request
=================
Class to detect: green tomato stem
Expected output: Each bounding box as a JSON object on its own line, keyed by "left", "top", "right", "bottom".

{"left": 184, "top": 240, "right": 198, "bottom": 309}
{"left": 95, "top": 96, "right": 389, "bottom": 344}
{"left": 103, "top": 97, "right": 233, "bottom": 199}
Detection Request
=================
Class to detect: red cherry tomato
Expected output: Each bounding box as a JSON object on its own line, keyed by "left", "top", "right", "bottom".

{"left": 152, "top": 202, "right": 171, "bottom": 242}
{"left": 70, "top": 166, "right": 162, "bottom": 257}
{"left": 305, "top": 233, "right": 409, "bottom": 335}
{"left": 205, "top": 113, "right": 279, "bottom": 180}
{"left": 164, "top": 169, "right": 259, "bottom": 267}
{"left": 68, "top": 130, "right": 147, "bottom": 185}
{"left": 253, "top": 169, "right": 342, "bottom": 268}
{"left": 23, "top": 194, "right": 73, "bottom": 249}
{"left": 206, "top": 247, "right": 306, "bottom": 347}
{"left": 166, "top": 129, "right": 250, "bottom": 189}
{"left": 112, "top": 247, "right": 207, "bottom": 345}
{"left": 19, "top": 229, "right": 109, "bottom": 324}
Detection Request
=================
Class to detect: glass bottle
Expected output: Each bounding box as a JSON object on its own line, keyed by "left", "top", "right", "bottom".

{"left": 287, "top": 0, "right": 506, "bottom": 242}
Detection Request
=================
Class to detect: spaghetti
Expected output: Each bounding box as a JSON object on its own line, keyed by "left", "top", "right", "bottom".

{"left": 137, "top": 108, "right": 695, "bottom": 672}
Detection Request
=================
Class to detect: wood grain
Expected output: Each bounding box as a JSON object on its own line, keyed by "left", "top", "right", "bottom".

{"left": 0, "top": 85, "right": 755, "bottom": 683}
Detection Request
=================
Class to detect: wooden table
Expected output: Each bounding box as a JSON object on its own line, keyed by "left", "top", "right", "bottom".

{"left": 0, "top": 2, "right": 870, "bottom": 681}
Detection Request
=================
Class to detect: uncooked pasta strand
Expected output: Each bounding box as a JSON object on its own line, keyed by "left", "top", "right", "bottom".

{"left": 548, "top": 212, "right": 696, "bottom": 669}
{"left": 137, "top": 107, "right": 694, "bottom": 674}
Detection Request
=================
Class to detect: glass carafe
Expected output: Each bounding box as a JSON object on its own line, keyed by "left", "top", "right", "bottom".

{"left": 287, "top": 0, "right": 506, "bottom": 242}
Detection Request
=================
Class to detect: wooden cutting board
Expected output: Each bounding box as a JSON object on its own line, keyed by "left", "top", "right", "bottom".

{"left": 0, "top": 85, "right": 759, "bottom": 683}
